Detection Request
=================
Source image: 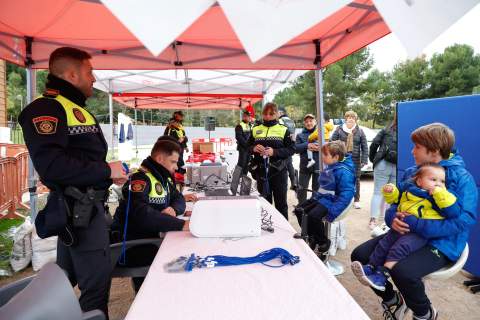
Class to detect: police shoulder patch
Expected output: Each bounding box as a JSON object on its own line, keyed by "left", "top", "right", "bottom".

{"left": 73, "top": 108, "right": 86, "bottom": 123}
{"left": 130, "top": 180, "right": 146, "bottom": 192}
{"left": 155, "top": 182, "right": 164, "bottom": 194}
{"left": 32, "top": 116, "right": 58, "bottom": 135}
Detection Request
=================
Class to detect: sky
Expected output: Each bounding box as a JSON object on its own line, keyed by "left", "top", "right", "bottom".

{"left": 368, "top": 3, "right": 480, "bottom": 72}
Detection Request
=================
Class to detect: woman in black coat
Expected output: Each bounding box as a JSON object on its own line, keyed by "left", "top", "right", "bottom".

{"left": 331, "top": 110, "right": 368, "bottom": 209}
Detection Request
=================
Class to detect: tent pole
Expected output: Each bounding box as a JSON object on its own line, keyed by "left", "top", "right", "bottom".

{"left": 314, "top": 39, "right": 325, "bottom": 173}
{"left": 26, "top": 66, "right": 38, "bottom": 220}
{"left": 24, "top": 36, "right": 38, "bottom": 221}
{"left": 134, "top": 98, "right": 138, "bottom": 159}
{"left": 108, "top": 80, "right": 114, "bottom": 159}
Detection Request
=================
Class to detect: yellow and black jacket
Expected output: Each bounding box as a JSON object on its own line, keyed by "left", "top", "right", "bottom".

{"left": 235, "top": 121, "right": 252, "bottom": 151}
{"left": 383, "top": 182, "right": 460, "bottom": 220}
{"left": 247, "top": 119, "right": 295, "bottom": 171}
{"left": 164, "top": 120, "right": 188, "bottom": 148}
{"left": 19, "top": 74, "right": 111, "bottom": 250}
{"left": 113, "top": 156, "right": 186, "bottom": 240}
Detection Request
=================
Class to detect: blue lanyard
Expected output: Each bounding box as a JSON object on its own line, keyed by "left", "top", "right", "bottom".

{"left": 164, "top": 248, "right": 300, "bottom": 272}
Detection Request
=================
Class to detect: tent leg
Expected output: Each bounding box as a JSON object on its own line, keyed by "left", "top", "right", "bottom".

{"left": 26, "top": 67, "right": 38, "bottom": 220}
{"left": 314, "top": 68, "right": 326, "bottom": 172}
{"left": 134, "top": 107, "right": 138, "bottom": 159}
{"left": 109, "top": 89, "right": 114, "bottom": 160}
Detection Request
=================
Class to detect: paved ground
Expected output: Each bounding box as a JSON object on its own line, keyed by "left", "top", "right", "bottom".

{"left": 1, "top": 176, "right": 479, "bottom": 319}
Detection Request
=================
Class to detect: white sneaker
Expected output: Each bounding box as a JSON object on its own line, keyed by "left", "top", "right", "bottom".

{"left": 306, "top": 159, "right": 316, "bottom": 168}
{"left": 354, "top": 202, "right": 361, "bottom": 209}
{"left": 371, "top": 223, "right": 390, "bottom": 238}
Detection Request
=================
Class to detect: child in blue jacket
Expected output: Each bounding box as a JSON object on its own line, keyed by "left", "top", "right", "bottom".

{"left": 351, "top": 162, "right": 461, "bottom": 291}
{"left": 294, "top": 140, "right": 355, "bottom": 252}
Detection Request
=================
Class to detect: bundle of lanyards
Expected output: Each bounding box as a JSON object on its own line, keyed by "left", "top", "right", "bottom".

{"left": 164, "top": 247, "right": 300, "bottom": 272}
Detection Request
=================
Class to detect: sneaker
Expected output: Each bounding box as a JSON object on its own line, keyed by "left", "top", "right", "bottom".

{"left": 382, "top": 292, "right": 408, "bottom": 320}
{"left": 351, "top": 261, "right": 375, "bottom": 287}
{"left": 371, "top": 223, "right": 390, "bottom": 238}
{"left": 306, "top": 159, "right": 316, "bottom": 168}
{"left": 354, "top": 201, "right": 361, "bottom": 209}
{"left": 364, "top": 269, "right": 388, "bottom": 291}
{"left": 412, "top": 306, "right": 438, "bottom": 320}
{"left": 369, "top": 217, "right": 377, "bottom": 230}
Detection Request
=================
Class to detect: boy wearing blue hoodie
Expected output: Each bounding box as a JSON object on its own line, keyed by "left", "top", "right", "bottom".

{"left": 294, "top": 140, "right": 355, "bottom": 252}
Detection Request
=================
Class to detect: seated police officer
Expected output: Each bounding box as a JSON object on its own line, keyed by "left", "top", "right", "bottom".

{"left": 112, "top": 139, "right": 189, "bottom": 291}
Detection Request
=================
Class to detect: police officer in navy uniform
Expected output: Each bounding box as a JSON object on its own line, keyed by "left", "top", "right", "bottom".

{"left": 248, "top": 103, "right": 295, "bottom": 219}
{"left": 19, "top": 47, "right": 127, "bottom": 318}
{"left": 164, "top": 110, "right": 188, "bottom": 174}
{"left": 112, "top": 139, "right": 189, "bottom": 291}
{"left": 235, "top": 110, "right": 253, "bottom": 174}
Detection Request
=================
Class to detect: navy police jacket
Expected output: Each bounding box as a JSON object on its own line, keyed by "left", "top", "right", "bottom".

{"left": 113, "top": 156, "right": 186, "bottom": 240}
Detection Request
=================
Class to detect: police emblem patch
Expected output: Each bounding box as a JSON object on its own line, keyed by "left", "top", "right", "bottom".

{"left": 256, "top": 130, "right": 263, "bottom": 134}
{"left": 131, "top": 180, "right": 146, "bottom": 192}
{"left": 73, "top": 108, "right": 86, "bottom": 123}
{"left": 155, "top": 183, "right": 163, "bottom": 194}
{"left": 32, "top": 116, "right": 58, "bottom": 134}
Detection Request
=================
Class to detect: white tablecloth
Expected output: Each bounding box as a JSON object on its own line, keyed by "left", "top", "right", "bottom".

{"left": 125, "top": 198, "right": 369, "bottom": 320}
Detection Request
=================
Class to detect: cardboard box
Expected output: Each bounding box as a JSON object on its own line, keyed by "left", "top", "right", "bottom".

{"left": 193, "top": 142, "right": 214, "bottom": 153}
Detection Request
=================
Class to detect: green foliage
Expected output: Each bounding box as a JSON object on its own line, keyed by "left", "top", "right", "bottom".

{"left": 428, "top": 44, "right": 480, "bottom": 97}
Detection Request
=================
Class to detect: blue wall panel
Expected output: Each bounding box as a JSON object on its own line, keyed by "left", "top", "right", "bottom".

{"left": 397, "top": 95, "right": 480, "bottom": 276}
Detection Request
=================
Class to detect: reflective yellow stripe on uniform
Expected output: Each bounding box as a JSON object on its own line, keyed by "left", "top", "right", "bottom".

{"left": 240, "top": 122, "right": 251, "bottom": 132}
{"left": 145, "top": 172, "right": 168, "bottom": 204}
{"left": 41, "top": 94, "right": 98, "bottom": 135}
{"left": 252, "top": 124, "right": 287, "bottom": 141}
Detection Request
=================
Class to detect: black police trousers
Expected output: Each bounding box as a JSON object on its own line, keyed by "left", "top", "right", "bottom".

{"left": 351, "top": 235, "right": 449, "bottom": 316}
{"left": 57, "top": 242, "right": 111, "bottom": 319}
{"left": 237, "top": 148, "right": 250, "bottom": 174}
{"left": 256, "top": 169, "right": 288, "bottom": 220}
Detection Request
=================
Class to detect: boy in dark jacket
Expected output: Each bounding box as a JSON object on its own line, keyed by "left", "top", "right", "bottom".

{"left": 294, "top": 141, "right": 355, "bottom": 252}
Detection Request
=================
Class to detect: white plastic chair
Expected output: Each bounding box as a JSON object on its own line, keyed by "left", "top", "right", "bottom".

{"left": 323, "top": 198, "right": 354, "bottom": 276}
{"left": 424, "top": 244, "right": 469, "bottom": 280}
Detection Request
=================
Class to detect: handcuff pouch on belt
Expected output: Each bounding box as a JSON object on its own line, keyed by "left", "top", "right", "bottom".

{"left": 64, "top": 186, "right": 106, "bottom": 228}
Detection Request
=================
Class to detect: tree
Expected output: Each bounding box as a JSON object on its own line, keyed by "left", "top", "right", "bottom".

{"left": 427, "top": 44, "right": 480, "bottom": 98}
{"left": 274, "top": 48, "right": 374, "bottom": 121}
{"left": 391, "top": 56, "right": 430, "bottom": 102}
{"left": 359, "top": 69, "right": 393, "bottom": 127}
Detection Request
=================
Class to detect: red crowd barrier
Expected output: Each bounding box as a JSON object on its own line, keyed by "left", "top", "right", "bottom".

{"left": 0, "top": 144, "right": 37, "bottom": 219}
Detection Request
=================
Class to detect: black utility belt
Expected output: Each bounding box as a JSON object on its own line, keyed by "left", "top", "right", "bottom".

{"left": 64, "top": 186, "right": 107, "bottom": 228}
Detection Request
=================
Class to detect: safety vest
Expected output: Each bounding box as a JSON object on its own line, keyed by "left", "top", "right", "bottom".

{"left": 144, "top": 171, "right": 172, "bottom": 205}
{"left": 167, "top": 123, "right": 185, "bottom": 138}
{"left": 43, "top": 94, "right": 98, "bottom": 135}
{"left": 252, "top": 124, "right": 287, "bottom": 141}
{"left": 240, "top": 121, "right": 252, "bottom": 132}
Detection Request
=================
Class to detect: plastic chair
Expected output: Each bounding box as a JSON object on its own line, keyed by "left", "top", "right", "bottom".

{"left": 0, "top": 262, "right": 105, "bottom": 320}
{"left": 322, "top": 198, "right": 354, "bottom": 276}
{"left": 424, "top": 243, "right": 469, "bottom": 280}
{"left": 110, "top": 237, "right": 163, "bottom": 278}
